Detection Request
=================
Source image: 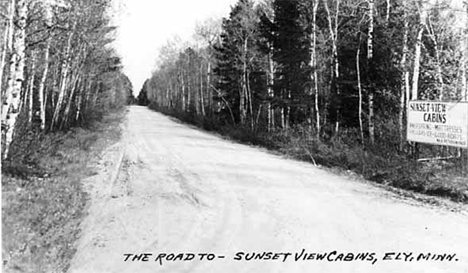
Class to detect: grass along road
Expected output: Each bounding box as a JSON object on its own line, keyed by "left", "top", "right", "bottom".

{"left": 2, "top": 110, "right": 124, "bottom": 273}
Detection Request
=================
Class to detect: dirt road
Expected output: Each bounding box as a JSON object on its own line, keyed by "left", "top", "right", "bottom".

{"left": 68, "top": 106, "right": 468, "bottom": 273}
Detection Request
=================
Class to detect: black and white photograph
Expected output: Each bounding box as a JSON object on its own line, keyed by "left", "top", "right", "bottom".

{"left": 1, "top": 0, "right": 468, "bottom": 272}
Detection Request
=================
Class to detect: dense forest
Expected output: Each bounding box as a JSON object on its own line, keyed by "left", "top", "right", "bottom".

{"left": 142, "top": 0, "right": 467, "bottom": 197}
{"left": 1, "top": 1, "right": 133, "bottom": 271}
{"left": 0, "top": 0, "right": 133, "bottom": 160}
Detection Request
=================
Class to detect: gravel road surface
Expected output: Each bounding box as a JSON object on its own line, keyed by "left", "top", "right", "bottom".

{"left": 68, "top": 106, "right": 468, "bottom": 273}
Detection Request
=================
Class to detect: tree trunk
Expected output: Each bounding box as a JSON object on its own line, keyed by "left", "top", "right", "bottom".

{"left": 38, "top": 38, "right": 51, "bottom": 130}
{"left": 2, "top": 51, "right": 17, "bottom": 126}
{"left": 206, "top": 60, "right": 212, "bottom": 111}
{"left": 286, "top": 90, "right": 291, "bottom": 129}
{"left": 27, "top": 53, "right": 36, "bottom": 125}
{"left": 2, "top": 0, "right": 27, "bottom": 158}
{"left": 399, "top": 5, "right": 410, "bottom": 151}
{"left": 357, "top": 35, "right": 364, "bottom": 144}
{"left": 51, "top": 21, "right": 75, "bottom": 130}
{"left": 368, "top": 0, "right": 375, "bottom": 145}
{"left": 0, "top": 28, "right": 8, "bottom": 99}
{"left": 426, "top": 20, "right": 444, "bottom": 100}
{"left": 75, "top": 77, "right": 86, "bottom": 122}
{"left": 187, "top": 71, "right": 191, "bottom": 112}
{"left": 334, "top": 0, "right": 340, "bottom": 135}
{"left": 82, "top": 77, "right": 93, "bottom": 116}
{"left": 311, "top": 0, "right": 320, "bottom": 137}
{"left": 412, "top": 6, "right": 427, "bottom": 101}
{"left": 247, "top": 69, "right": 254, "bottom": 130}
{"left": 51, "top": 62, "right": 60, "bottom": 111}
{"left": 323, "top": 0, "right": 340, "bottom": 135}
{"left": 199, "top": 65, "right": 206, "bottom": 116}
{"left": 281, "top": 106, "right": 285, "bottom": 129}
{"left": 386, "top": 0, "right": 390, "bottom": 26}
{"left": 267, "top": 45, "right": 274, "bottom": 132}
{"left": 368, "top": 93, "right": 374, "bottom": 144}
{"left": 240, "top": 38, "right": 248, "bottom": 125}
{"left": 61, "top": 74, "right": 81, "bottom": 129}
{"left": 210, "top": 84, "right": 236, "bottom": 125}
{"left": 181, "top": 70, "right": 186, "bottom": 111}
{"left": 0, "top": 0, "right": 15, "bottom": 105}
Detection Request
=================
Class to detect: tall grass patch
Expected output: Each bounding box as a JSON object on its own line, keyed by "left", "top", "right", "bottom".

{"left": 2, "top": 110, "right": 124, "bottom": 273}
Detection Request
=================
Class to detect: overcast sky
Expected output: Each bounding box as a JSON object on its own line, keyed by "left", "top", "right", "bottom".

{"left": 111, "top": 0, "right": 239, "bottom": 93}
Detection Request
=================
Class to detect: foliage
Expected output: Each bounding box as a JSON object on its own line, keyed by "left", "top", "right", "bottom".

{"left": 1, "top": 0, "right": 133, "bottom": 158}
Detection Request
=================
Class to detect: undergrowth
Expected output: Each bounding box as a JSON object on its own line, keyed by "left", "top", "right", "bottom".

{"left": 151, "top": 104, "right": 468, "bottom": 203}
{"left": 2, "top": 110, "right": 124, "bottom": 273}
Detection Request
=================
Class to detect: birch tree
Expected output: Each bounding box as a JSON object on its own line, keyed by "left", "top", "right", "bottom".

{"left": 0, "top": 0, "right": 15, "bottom": 102}
{"left": 367, "top": 0, "right": 375, "bottom": 145}
{"left": 323, "top": 0, "right": 341, "bottom": 134}
{"left": 399, "top": 1, "right": 410, "bottom": 151}
{"left": 2, "top": 0, "right": 27, "bottom": 158}
{"left": 411, "top": 1, "right": 427, "bottom": 101}
{"left": 194, "top": 18, "right": 221, "bottom": 114}
{"left": 36, "top": 0, "right": 56, "bottom": 130}
{"left": 357, "top": 33, "right": 364, "bottom": 144}
{"left": 308, "top": 0, "right": 320, "bottom": 137}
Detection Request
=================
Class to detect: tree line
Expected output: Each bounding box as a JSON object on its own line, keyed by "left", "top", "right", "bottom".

{"left": 143, "top": 0, "right": 467, "bottom": 154}
{"left": 0, "top": 0, "right": 133, "bottom": 159}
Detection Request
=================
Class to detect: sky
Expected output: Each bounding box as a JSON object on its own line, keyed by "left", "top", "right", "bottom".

{"left": 110, "top": 0, "right": 467, "bottom": 94}
{"left": 111, "top": 0, "right": 239, "bottom": 94}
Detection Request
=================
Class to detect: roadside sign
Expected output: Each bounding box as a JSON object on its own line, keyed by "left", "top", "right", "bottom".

{"left": 407, "top": 101, "right": 468, "bottom": 149}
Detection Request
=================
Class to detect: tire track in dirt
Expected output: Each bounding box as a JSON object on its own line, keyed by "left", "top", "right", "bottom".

{"left": 68, "top": 106, "right": 468, "bottom": 273}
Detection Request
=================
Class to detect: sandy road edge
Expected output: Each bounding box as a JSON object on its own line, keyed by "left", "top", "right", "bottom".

{"left": 66, "top": 111, "right": 129, "bottom": 273}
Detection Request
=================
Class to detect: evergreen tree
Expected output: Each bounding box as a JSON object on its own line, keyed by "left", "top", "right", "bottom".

{"left": 272, "top": 0, "right": 311, "bottom": 127}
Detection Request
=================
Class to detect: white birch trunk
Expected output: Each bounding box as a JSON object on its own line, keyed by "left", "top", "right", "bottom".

{"left": 412, "top": 6, "right": 427, "bottom": 101}
{"left": 2, "top": 0, "right": 27, "bottom": 158}
{"left": 323, "top": 0, "right": 340, "bottom": 134}
{"left": 426, "top": 21, "right": 444, "bottom": 100}
{"left": 312, "top": 0, "right": 320, "bottom": 137}
{"left": 386, "top": 0, "right": 390, "bottom": 26}
{"left": 206, "top": 60, "right": 212, "bottom": 111}
{"left": 0, "top": 28, "right": 8, "bottom": 97}
{"left": 0, "top": 0, "right": 15, "bottom": 102}
{"left": 187, "top": 73, "right": 191, "bottom": 112}
{"left": 368, "top": 0, "right": 375, "bottom": 145}
{"left": 51, "top": 22, "right": 75, "bottom": 129}
{"left": 199, "top": 65, "right": 205, "bottom": 116}
{"left": 357, "top": 36, "right": 364, "bottom": 144}
{"left": 61, "top": 74, "right": 81, "bottom": 129}
{"left": 181, "top": 70, "right": 186, "bottom": 111}
{"left": 267, "top": 47, "right": 274, "bottom": 132}
{"left": 75, "top": 77, "right": 86, "bottom": 122}
{"left": 247, "top": 69, "right": 254, "bottom": 129}
{"left": 27, "top": 54, "right": 36, "bottom": 125}
{"left": 281, "top": 107, "right": 285, "bottom": 129}
{"left": 38, "top": 38, "right": 51, "bottom": 130}
{"left": 240, "top": 38, "right": 248, "bottom": 125}
{"left": 400, "top": 6, "right": 410, "bottom": 151}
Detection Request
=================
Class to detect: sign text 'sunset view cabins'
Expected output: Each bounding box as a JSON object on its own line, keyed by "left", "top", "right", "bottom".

{"left": 407, "top": 101, "right": 468, "bottom": 148}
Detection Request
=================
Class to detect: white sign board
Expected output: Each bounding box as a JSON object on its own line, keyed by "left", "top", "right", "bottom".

{"left": 407, "top": 101, "right": 468, "bottom": 149}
